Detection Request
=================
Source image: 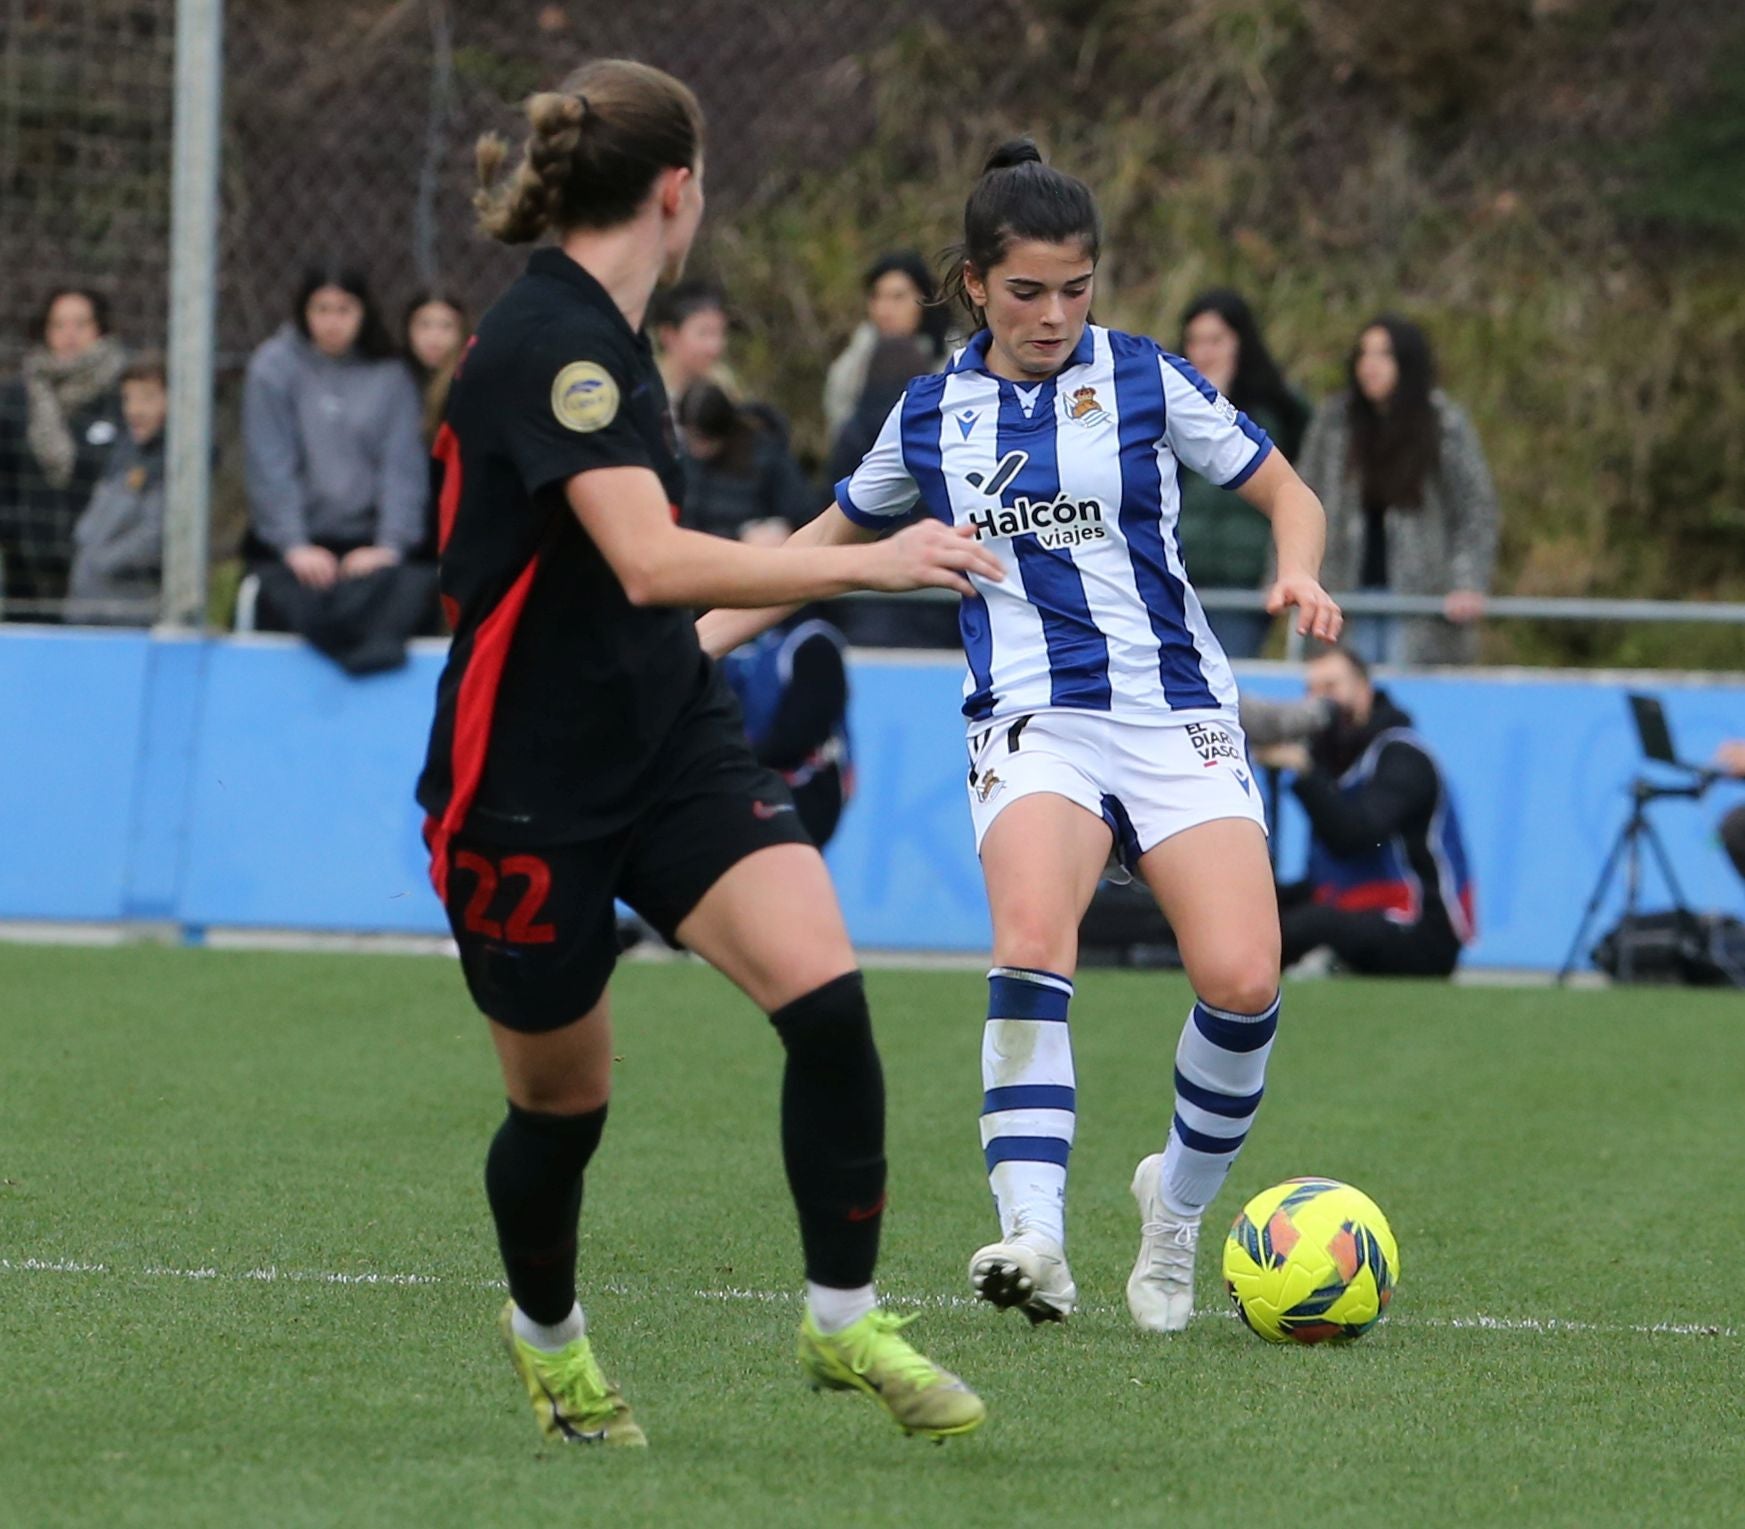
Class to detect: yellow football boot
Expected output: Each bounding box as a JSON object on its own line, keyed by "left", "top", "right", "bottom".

{"left": 498, "top": 1300, "right": 646, "bottom": 1447}
{"left": 797, "top": 1308, "right": 986, "bottom": 1440}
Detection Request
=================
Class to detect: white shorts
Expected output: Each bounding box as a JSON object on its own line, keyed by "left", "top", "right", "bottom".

{"left": 965, "top": 711, "right": 1266, "bottom": 869}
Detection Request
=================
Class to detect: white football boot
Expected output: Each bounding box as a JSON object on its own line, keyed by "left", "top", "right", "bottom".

{"left": 968, "top": 1221, "right": 1078, "bottom": 1325}
{"left": 1126, "top": 1153, "right": 1201, "bottom": 1332}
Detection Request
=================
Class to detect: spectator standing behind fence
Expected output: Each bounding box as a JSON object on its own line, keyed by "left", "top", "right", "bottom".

{"left": 823, "top": 335, "right": 961, "bottom": 650}
{"left": 652, "top": 279, "right": 737, "bottom": 403}
{"left": 1254, "top": 646, "right": 1475, "bottom": 977}
{"left": 0, "top": 288, "right": 126, "bottom": 616}
{"left": 242, "top": 267, "right": 437, "bottom": 674}
{"left": 675, "top": 382, "right": 813, "bottom": 537}
{"left": 822, "top": 250, "right": 953, "bottom": 447}
{"left": 402, "top": 289, "right": 472, "bottom": 448}
{"left": 824, "top": 336, "right": 930, "bottom": 494}
{"left": 65, "top": 353, "right": 167, "bottom": 626}
{"left": 1174, "top": 290, "right": 1312, "bottom": 660}
{"left": 1297, "top": 315, "right": 1498, "bottom": 666}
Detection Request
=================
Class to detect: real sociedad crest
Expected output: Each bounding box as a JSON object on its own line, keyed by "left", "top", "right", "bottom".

{"left": 1064, "top": 385, "right": 1109, "bottom": 428}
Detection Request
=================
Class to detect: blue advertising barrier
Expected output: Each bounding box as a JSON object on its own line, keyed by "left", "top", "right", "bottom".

{"left": 1, "top": 627, "right": 1741, "bottom": 968}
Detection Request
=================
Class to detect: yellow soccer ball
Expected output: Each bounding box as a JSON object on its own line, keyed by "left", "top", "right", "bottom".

{"left": 1222, "top": 1177, "right": 1399, "bottom": 1343}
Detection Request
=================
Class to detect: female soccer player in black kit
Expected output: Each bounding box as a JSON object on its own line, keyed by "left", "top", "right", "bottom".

{"left": 415, "top": 60, "right": 997, "bottom": 1446}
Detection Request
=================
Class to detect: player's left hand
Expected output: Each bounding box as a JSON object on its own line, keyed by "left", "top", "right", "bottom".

{"left": 339, "top": 545, "right": 403, "bottom": 579}
{"left": 1266, "top": 574, "right": 1342, "bottom": 642}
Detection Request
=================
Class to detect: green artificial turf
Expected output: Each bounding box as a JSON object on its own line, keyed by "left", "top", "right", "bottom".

{"left": 2, "top": 945, "right": 1740, "bottom": 1528}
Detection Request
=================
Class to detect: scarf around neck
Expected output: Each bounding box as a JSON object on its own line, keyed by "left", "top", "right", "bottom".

{"left": 21, "top": 336, "right": 128, "bottom": 490}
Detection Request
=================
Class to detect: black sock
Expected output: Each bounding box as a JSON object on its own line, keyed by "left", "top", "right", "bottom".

{"left": 768, "top": 972, "right": 886, "bottom": 1288}
{"left": 484, "top": 1101, "right": 607, "bottom": 1325}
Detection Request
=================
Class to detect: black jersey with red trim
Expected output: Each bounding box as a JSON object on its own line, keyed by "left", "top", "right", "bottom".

{"left": 416, "top": 248, "right": 716, "bottom": 865}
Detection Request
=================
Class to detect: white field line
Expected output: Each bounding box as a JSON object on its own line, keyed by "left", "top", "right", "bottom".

{"left": 0, "top": 1256, "right": 1733, "bottom": 1340}
{"left": 688, "top": 1285, "right": 1735, "bottom": 1337}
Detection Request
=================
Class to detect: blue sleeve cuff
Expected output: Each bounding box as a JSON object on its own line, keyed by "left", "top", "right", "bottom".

{"left": 1220, "top": 437, "right": 1273, "bottom": 492}
{"left": 834, "top": 476, "right": 890, "bottom": 529}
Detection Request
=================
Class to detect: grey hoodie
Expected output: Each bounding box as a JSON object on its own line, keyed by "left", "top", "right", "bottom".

{"left": 242, "top": 323, "right": 427, "bottom": 555}
{"left": 66, "top": 429, "right": 164, "bottom": 625}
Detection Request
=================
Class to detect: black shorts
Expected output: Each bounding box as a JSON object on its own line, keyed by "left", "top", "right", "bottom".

{"left": 437, "top": 741, "right": 811, "bottom": 1033}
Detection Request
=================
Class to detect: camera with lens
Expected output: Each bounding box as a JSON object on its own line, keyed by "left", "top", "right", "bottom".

{"left": 1237, "top": 694, "right": 1337, "bottom": 749}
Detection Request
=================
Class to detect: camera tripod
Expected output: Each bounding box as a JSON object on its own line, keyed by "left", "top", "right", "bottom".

{"left": 1557, "top": 774, "right": 1712, "bottom": 985}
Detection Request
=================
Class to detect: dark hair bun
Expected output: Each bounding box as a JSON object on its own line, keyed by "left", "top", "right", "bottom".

{"left": 983, "top": 138, "right": 1042, "bottom": 174}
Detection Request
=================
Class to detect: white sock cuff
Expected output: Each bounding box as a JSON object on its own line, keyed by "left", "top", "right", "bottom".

{"left": 1194, "top": 991, "right": 1281, "bottom": 1023}
{"left": 806, "top": 1281, "right": 878, "bottom": 1334}
{"left": 987, "top": 965, "right": 1076, "bottom": 995}
{"left": 512, "top": 1301, "right": 586, "bottom": 1352}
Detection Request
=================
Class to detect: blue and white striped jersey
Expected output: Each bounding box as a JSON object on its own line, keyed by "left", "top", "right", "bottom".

{"left": 834, "top": 324, "right": 1272, "bottom": 728}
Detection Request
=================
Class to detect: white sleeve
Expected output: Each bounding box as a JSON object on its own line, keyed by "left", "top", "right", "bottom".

{"left": 1159, "top": 352, "right": 1273, "bottom": 490}
{"left": 833, "top": 393, "right": 919, "bottom": 528}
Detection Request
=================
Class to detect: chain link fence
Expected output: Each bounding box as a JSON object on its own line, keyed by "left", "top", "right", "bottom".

{"left": 2, "top": 2, "right": 177, "bottom": 373}
{"left": 2, "top": 0, "right": 1743, "bottom": 637}
{"left": 3, "top": 0, "right": 979, "bottom": 372}
{"left": 217, "top": 0, "right": 968, "bottom": 367}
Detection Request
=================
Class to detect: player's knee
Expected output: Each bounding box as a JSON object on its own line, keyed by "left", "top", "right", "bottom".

{"left": 503, "top": 1042, "right": 612, "bottom": 1116}
{"left": 992, "top": 911, "right": 1076, "bottom": 977}
{"left": 1196, "top": 957, "right": 1280, "bottom": 1019}
{"left": 508, "top": 1075, "right": 610, "bottom": 1115}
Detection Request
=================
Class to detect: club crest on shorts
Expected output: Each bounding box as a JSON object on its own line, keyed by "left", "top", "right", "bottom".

{"left": 551, "top": 361, "right": 620, "bottom": 433}
{"left": 975, "top": 767, "right": 1004, "bottom": 803}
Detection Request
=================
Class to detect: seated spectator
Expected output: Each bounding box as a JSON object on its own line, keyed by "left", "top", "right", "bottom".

{"left": 1254, "top": 646, "right": 1475, "bottom": 976}
{"left": 242, "top": 266, "right": 436, "bottom": 674}
{"left": 653, "top": 279, "right": 737, "bottom": 404}
{"left": 719, "top": 521, "right": 853, "bottom": 848}
{"left": 0, "top": 287, "right": 126, "bottom": 616}
{"left": 675, "top": 383, "right": 813, "bottom": 537}
{"left": 1715, "top": 740, "right": 1745, "bottom": 884}
{"left": 823, "top": 250, "right": 952, "bottom": 447}
{"left": 1175, "top": 290, "right": 1310, "bottom": 659}
{"left": 66, "top": 353, "right": 167, "bottom": 626}
{"left": 1297, "top": 315, "right": 1498, "bottom": 666}
{"left": 401, "top": 289, "right": 471, "bottom": 447}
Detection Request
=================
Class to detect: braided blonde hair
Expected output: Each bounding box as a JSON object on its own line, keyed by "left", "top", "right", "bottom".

{"left": 475, "top": 60, "right": 704, "bottom": 244}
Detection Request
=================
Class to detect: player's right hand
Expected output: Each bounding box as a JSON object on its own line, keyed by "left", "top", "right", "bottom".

{"left": 285, "top": 544, "right": 340, "bottom": 590}
{"left": 863, "top": 520, "right": 1005, "bottom": 596}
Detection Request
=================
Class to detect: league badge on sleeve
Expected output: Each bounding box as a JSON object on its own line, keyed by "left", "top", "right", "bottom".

{"left": 551, "top": 361, "right": 621, "bottom": 433}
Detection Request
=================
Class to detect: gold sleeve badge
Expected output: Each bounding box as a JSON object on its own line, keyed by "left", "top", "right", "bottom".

{"left": 550, "top": 361, "right": 620, "bottom": 433}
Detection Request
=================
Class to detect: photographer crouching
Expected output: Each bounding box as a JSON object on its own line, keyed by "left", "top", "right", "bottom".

{"left": 1250, "top": 647, "right": 1475, "bottom": 977}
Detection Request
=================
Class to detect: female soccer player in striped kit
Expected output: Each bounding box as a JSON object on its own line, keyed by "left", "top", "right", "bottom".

{"left": 702, "top": 141, "right": 1341, "bottom": 1333}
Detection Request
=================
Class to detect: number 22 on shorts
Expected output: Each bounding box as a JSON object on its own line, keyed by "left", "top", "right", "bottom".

{"left": 452, "top": 851, "right": 557, "bottom": 944}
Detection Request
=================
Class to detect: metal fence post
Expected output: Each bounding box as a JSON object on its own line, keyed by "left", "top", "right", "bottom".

{"left": 161, "top": 0, "right": 224, "bottom": 629}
